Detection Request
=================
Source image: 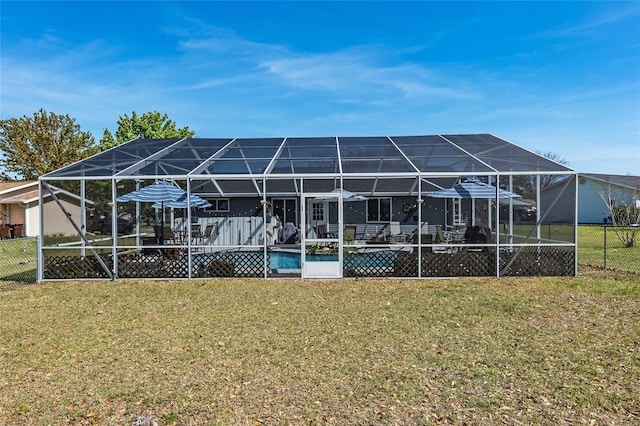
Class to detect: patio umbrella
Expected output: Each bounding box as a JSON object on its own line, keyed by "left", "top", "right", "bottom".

{"left": 151, "top": 193, "right": 211, "bottom": 209}
{"left": 428, "top": 180, "right": 521, "bottom": 199}
{"left": 313, "top": 189, "right": 368, "bottom": 202}
{"left": 116, "top": 181, "right": 189, "bottom": 243}
{"left": 116, "top": 181, "right": 187, "bottom": 203}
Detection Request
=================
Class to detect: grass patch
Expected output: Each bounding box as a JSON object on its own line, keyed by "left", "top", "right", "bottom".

{"left": 1, "top": 272, "right": 639, "bottom": 424}
{"left": 0, "top": 239, "right": 37, "bottom": 288}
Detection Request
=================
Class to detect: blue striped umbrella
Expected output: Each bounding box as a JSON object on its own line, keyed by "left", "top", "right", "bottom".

{"left": 152, "top": 193, "right": 211, "bottom": 209}
{"left": 116, "top": 181, "right": 187, "bottom": 203}
{"left": 116, "top": 181, "right": 190, "bottom": 243}
{"left": 428, "top": 180, "right": 521, "bottom": 199}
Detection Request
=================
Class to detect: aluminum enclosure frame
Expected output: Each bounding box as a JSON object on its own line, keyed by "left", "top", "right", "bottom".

{"left": 38, "top": 134, "right": 578, "bottom": 280}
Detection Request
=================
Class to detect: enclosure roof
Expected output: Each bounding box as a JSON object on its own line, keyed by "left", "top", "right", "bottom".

{"left": 43, "top": 134, "right": 575, "bottom": 179}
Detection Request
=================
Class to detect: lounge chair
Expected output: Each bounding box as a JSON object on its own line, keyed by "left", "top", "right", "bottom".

{"left": 388, "top": 221, "right": 408, "bottom": 243}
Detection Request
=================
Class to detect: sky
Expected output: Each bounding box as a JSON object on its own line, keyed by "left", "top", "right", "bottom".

{"left": 1, "top": 1, "right": 639, "bottom": 176}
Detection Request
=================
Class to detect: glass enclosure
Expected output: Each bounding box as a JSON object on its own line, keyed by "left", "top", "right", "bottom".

{"left": 39, "top": 134, "right": 577, "bottom": 280}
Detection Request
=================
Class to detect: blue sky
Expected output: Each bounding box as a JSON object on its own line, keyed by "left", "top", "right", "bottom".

{"left": 1, "top": 1, "right": 639, "bottom": 175}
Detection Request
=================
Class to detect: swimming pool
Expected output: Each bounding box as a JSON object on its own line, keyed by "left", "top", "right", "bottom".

{"left": 269, "top": 251, "right": 338, "bottom": 269}
{"left": 191, "top": 250, "right": 396, "bottom": 271}
{"left": 270, "top": 250, "right": 397, "bottom": 270}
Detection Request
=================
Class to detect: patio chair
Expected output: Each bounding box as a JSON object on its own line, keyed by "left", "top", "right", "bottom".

{"left": 191, "top": 224, "right": 203, "bottom": 244}
{"left": 202, "top": 224, "right": 214, "bottom": 244}
{"left": 435, "top": 225, "right": 449, "bottom": 244}
{"left": 388, "top": 221, "right": 408, "bottom": 243}
{"left": 344, "top": 224, "right": 357, "bottom": 242}
{"left": 0, "top": 225, "right": 9, "bottom": 239}
{"left": 315, "top": 224, "right": 327, "bottom": 239}
{"left": 462, "top": 225, "right": 492, "bottom": 252}
{"left": 12, "top": 224, "right": 24, "bottom": 238}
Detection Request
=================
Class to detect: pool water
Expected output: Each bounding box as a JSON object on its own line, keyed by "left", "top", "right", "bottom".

{"left": 269, "top": 252, "right": 338, "bottom": 269}
{"left": 190, "top": 250, "right": 395, "bottom": 271}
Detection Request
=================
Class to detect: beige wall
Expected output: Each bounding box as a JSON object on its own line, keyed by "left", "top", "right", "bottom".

{"left": 42, "top": 197, "right": 84, "bottom": 237}
{"left": 0, "top": 197, "right": 86, "bottom": 237}
{"left": 1, "top": 203, "right": 8, "bottom": 225}
{"left": 8, "top": 203, "right": 25, "bottom": 224}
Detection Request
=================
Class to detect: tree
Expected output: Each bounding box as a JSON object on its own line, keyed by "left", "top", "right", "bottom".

{"left": 508, "top": 151, "right": 570, "bottom": 199}
{"left": 600, "top": 186, "right": 639, "bottom": 247}
{"left": 0, "top": 109, "right": 97, "bottom": 180}
{"left": 533, "top": 151, "right": 570, "bottom": 189}
{"left": 99, "top": 111, "right": 195, "bottom": 150}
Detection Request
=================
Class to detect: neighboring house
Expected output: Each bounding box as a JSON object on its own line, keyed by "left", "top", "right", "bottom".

{"left": 541, "top": 174, "right": 640, "bottom": 224}
{"left": 0, "top": 181, "right": 92, "bottom": 237}
{"left": 578, "top": 174, "right": 640, "bottom": 224}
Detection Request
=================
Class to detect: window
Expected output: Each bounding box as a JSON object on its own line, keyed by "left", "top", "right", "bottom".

{"left": 311, "top": 202, "right": 324, "bottom": 221}
{"left": 205, "top": 198, "right": 230, "bottom": 212}
{"left": 272, "top": 199, "right": 297, "bottom": 224}
{"left": 367, "top": 198, "right": 391, "bottom": 222}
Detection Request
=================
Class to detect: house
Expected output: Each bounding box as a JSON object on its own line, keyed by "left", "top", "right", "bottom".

{"left": 541, "top": 174, "right": 640, "bottom": 224}
{"left": 577, "top": 174, "right": 639, "bottom": 224}
{"left": 0, "top": 181, "right": 92, "bottom": 237}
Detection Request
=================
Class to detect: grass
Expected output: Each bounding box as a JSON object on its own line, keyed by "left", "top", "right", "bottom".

{"left": 1, "top": 271, "right": 639, "bottom": 425}
{"left": 0, "top": 238, "right": 37, "bottom": 285}
{"left": 578, "top": 226, "right": 640, "bottom": 273}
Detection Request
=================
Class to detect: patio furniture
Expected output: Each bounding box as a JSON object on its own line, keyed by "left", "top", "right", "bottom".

{"left": 388, "top": 221, "right": 408, "bottom": 243}
{"left": 315, "top": 224, "right": 327, "bottom": 238}
{"left": 11, "top": 224, "right": 24, "bottom": 238}
{"left": 191, "top": 224, "right": 203, "bottom": 244}
{"left": 281, "top": 222, "right": 299, "bottom": 244}
{"left": 202, "top": 224, "right": 214, "bottom": 244}
{"left": 461, "top": 225, "right": 492, "bottom": 252}
{"left": 344, "top": 224, "right": 357, "bottom": 243}
{"left": 153, "top": 225, "right": 176, "bottom": 245}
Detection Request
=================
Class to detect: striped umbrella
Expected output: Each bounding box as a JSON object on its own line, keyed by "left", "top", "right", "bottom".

{"left": 428, "top": 180, "right": 521, "bottom": 199}
{"left": 116, "top": 181, "right": 190, "bottom": 243}
{"left": 313, "top": 189, "right": 368, "bottom": 202}
{"left": 116, "top": 181, "right": 187, "bottom": 203}
{"left": 152, "top": 193, "right": 211, "bottom": 209}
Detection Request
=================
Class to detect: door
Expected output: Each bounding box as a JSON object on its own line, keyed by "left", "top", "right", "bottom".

{"left": 301, "top": 193, "right": 342, "bottom": 278}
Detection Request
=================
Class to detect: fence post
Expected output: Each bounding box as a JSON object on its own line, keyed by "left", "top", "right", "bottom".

{"left": 603, "top": 225, "right": 607, "bottom": 269}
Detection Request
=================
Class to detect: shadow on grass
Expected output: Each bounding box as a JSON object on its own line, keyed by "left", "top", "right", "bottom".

{"left": 0, "top": 267, "right": 37, "bottom": 292}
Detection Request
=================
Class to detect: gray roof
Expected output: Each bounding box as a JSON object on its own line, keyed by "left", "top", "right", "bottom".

{"left": 581, "top": 174, "right": 640, "bottom": 190}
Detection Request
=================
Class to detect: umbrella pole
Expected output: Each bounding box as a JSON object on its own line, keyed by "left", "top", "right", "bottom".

{"left": 161, "top": 201, "right": 164, "bottom": 245}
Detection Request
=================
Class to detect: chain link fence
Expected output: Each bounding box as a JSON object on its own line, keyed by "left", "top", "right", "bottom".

{"left": 0, "top": 237, "right": 38, "bottom": 292}
{"left": 578, "top": 224, "right": 639, "bottom": 274}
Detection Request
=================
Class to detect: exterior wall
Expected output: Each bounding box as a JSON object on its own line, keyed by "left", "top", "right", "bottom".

{"left": 1, "top": 203, "right": 8, "bottom": 225}
{"left": 8, "top": 204, "right": 25, "bottom": 224}
{"left": 577, "top": 178, "right": 611, "bottom": 223}
{"left": 42, "top": 196, "right": 84, "bottom": 236}
{"left": 577, "top": 177, "right": 638, "bottom": 224}
{"left": 25, "top": 202, "right": 39, "bottom": 237}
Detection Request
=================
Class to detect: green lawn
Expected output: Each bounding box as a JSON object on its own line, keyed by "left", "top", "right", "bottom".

{"left": 1, "top": 272, "right": 638, "bottom": 425}
{"left": 578, "top": 225, "right": 639, "bottom": 273}
{"left": 0, "top": 238, "right": 37, "bottom": 286}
